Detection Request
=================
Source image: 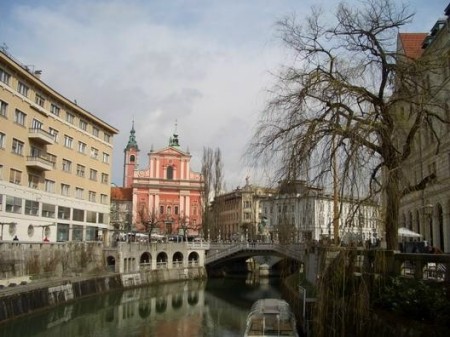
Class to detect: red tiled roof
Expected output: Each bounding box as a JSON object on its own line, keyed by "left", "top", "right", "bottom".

{"left": 111, "top": 187, "right": 133, "bottom": 201}
{"left": 398, "top": 33, "right": 428, "bottom": 59}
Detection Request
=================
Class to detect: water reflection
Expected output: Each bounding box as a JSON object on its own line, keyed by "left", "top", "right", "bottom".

{"left": 0, "top": 277, "right": 283, "bottom": 337}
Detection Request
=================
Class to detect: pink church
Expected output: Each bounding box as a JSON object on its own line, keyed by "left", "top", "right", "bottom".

{"left": 123, "top": 123, "right": 203, "bottom": 236}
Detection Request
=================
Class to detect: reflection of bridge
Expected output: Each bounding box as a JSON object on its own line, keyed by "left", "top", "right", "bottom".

{"left": 205, "top": 242, "right": 305, "bottom": 266}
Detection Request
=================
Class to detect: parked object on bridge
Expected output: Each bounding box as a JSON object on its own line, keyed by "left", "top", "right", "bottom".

{"left": 244, "top": 298, "right": 299, "bottom": 337}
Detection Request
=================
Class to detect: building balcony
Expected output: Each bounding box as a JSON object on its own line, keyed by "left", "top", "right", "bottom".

{"left": 26, "top": 155, "right": 55, "bottom": 171}
{"left": 28, "top": 128, "right": 55, "bottom": 145}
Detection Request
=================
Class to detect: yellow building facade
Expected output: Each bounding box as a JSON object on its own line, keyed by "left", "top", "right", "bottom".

{"left": 0, "top": 50, "right": 118, "bottom": 242}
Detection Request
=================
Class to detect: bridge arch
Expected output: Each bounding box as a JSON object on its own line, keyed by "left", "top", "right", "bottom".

{"left": 172, "top": 251, "right": 183, "bottom": 268}
{"left": 157, "top": 252, "right": 168, "bottom": 269}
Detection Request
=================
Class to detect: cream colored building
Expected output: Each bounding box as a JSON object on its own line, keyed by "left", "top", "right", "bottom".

{"left": 397, "top": 5, "right": 450, "bottom": 252}
{"left": 0, "top": 50, "right": 118, "bottom": 242}
{"left": 260, "top": 181, "right": 380, "bottom": 244}
{"left": 211, "top": 178, "right": 274, "bottom": 242}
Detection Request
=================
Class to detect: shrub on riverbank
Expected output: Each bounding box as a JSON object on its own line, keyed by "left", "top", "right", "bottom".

{"left": 373, "top": 277, "right": 450, "bottom": 325}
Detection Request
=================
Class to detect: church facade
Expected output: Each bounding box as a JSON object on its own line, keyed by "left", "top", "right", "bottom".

{"left": 123, "top": 124, "right": 203, "bottom": 237}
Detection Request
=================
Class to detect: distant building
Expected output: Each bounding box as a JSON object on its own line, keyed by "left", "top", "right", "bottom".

{"left": 260, "top": 181, "right": 380, "bottom": 244}
{"left": 110, "top": 187, "right": 133, "bottom": 235}
{"left": 211, "top": 178, "right": 275, "bottom": 242}
{"left": 0, "top": 50, "right": 118, "bottom": 242}
{"left": 123, "top": 124, "right": 203, "bottom": 236}
{"left": 397, "top": 4, "right": 450, "bottom": 252}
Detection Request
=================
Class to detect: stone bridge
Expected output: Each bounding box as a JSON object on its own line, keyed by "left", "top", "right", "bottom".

{"left": 205, "top": 242, "right": 305, "bottom": 266}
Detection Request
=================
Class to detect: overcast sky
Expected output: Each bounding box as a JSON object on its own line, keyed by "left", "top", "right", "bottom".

{"left": 1, "top": 0, "right": 447, "bottom": 191}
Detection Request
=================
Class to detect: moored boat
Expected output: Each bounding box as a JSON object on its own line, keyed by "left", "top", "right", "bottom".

{"left": 244, "top": 298, "right": 299, "bottom": 337}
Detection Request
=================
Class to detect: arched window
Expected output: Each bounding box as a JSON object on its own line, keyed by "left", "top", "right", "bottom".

{"left": 130, "top": 155, "right": 135, "bottom": 163}
{"left": 167, "top": 166, "right": 173, "bottom": 180}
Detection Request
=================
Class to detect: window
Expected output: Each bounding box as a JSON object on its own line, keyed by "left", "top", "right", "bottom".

{"left": 160, "top": 205, "right": 164, "bottom": 214}
{"left": 61, "top": 183, "right": 70, "bottom": 196}
{"left": 49, "top": 128, "right": 58, "bottom": 142}
{"left": 98, "top": 213, "right": 107, "bottom": 224}
{"left": 32, "top": 118, "right": 43, "bottom": 130}
{"left": 25, "top": 200, "right": 39, "bottom": 215}
{"left": 102, "top": 152, "right": 110, "bottom": 163}
{"left": 104, "top": 133, "right": 111, "bottom": 143}
{"left": 35, "top": 94, "right": 45, "bottom": 107}
{"left": 64, "top": 135, "right": 73, "bottom": 148}
{"left": 100, "top": 194, "right": 108, "bottom": 204}
{"left": 45, "top": 179, "right": 55, "bottom": 193}
{"left": 66, "top": 112, "right": 74, "bottom": 124}
{"left": 89, "top": 169, "right": 97, "bottom": 181}
{"left": 14, "top": 109, "right": 26, "bottom": 125}
{"left": 79, "top": 119, "right": 87, "bottom": 131}
{"left": 86, "top": 211, "right": 97, "bottom": 223}
{"left": 167, "top": 166, "right": 173, "bottom": 180}
{"left": 42, "top": 203, "right": 56, "bottom": 218}
{"left": 28, "top": 174, "right": 40, "bottom": 189}
{"left": 6, "top": 196, "right": 22, "bottom": 213}
{"left": 175, "top": 206, "right": 179, "bottom": 215}
{"left": 9, "top": 169, "right": 21, "bottom": 184}
{"left": 0, "top": 132, "right": 5, "bottom": 149}
{"left": 101, "top": 173, "right": 109, "bottom": 184}
{"left": 12, "top": 139, "right": 24, "bottom": 155}
{"left": 62, "top": 159, "right": 72, "bottom": 172}
{"left": 50, "top": 104, "right": 60, "bottom": 116}
{"left": 47, "top": 153, "right": 57, "bottom": 166}
{"left": 72, "top": 225, "right": 83, "bottom": 241}
{"left": 57, "top": 224, "right": 70, "bottom": 242}
{"left": 92, "top": 126, "right": 99, "bottom": 137}
{"left": 17, "top": 81, "right": 29, "bottom": 97}
{"left": 90, "top": 147, "right": 98, "bottom": 159}
{"left": 89, "top": 191, "right": 96, "bottom": 202}
{"left": 76, "top": 164, "right": 85, "bottom": 177}
{"left": 76, "top": 187, "right": 84, "bottom": 199}
{"left": 73, "top": 208, "right": 84, "bottom": 221}
{"left": 58, "top": 206, "right": 70, "bottom": 220}
{"left": 78, "top": 141, "right": 86, "bottom": 153}
{"left": 0, "top": 100, "right": 8, "bottom": 117}
{"left": 0, "top": 68, "right": 11, "bottom": 85}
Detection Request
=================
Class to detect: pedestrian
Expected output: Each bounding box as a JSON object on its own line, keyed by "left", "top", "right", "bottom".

{"left": 13, "top": 235, "right": 19, "bottom": 241}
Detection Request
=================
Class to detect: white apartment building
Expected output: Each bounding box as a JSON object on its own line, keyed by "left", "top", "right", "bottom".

{"left": 260, "top": 181, "right": 380, "bottom": 244}
{"left": 0, "top": 50, "right": 118, "bottom": 242}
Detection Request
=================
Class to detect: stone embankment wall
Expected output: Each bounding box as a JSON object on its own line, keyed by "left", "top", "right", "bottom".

{"left": 0, "top": 241, "right": 207, "bottom": 323}
{"left": 0, "top": 241, "right": 105, "bottom": 283}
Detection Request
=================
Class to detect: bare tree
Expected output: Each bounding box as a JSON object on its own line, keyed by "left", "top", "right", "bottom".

{"left": 213, "top": 148, "right": 224, "bottom": 196}
{"left": 136, "top": 203, "right": 160, "bottom": 239}
{"left": 250, "top": 0, "right": 447, "bottom": 250}
{"left": 201, "top": 147, "right": 225, "bottom": 240}
{"left": 201, "top": 147, "right": 214, "bottom": 238}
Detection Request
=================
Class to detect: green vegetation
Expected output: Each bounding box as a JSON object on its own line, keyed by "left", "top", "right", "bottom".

{"left": 373, "top": 277, "right": 450, "bottom": 325}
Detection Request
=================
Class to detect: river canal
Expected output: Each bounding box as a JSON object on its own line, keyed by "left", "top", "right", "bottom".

{"left": 0, "top": 276, "right": 290, "bottom": 337}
